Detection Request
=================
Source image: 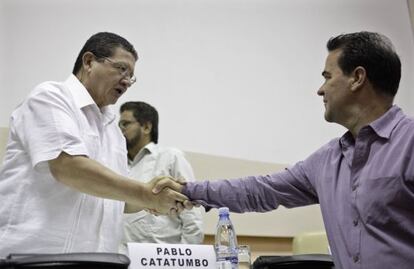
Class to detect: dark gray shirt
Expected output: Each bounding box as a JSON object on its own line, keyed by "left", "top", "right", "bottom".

{"left": 184, "top": 105, "right": 414, "bottom": 269}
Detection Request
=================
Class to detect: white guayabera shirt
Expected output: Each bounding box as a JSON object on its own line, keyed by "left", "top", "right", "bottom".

{"left": 0, "top": 74, "right": 128, "bottom": 256}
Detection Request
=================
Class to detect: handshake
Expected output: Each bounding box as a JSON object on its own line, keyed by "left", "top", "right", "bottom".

{"left": 139, "top": 176, "right": 197, "bottom": 216}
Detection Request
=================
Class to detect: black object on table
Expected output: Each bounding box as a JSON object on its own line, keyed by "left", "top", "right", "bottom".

{"left": 253, "top": 254, "right": 335, "bottom": 269}
{"left": 0, "top": 252, "right": 130, "bottom": 269}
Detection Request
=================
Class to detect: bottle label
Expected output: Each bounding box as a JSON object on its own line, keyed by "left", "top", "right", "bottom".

{"left": 216, "top": 261, "right": 232, "bottom": 269}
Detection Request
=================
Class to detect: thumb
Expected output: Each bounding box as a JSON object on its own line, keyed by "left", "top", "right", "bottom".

{"left": 152, "top": 176, "right": 184, "bottom": 194}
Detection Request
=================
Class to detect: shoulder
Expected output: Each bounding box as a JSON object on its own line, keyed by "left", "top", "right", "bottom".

{"left": 397, "top": 114, "right": 414, "bottom": 129}
{"left": 383, "top": 106, "right": 414, "bottom": 135}
{"left": 297, "top": 137, "right": 341, "bottom": 170}
{"left": 310, "top": 137, "right": 340, "bottom": 157}
{"left": 32, "top": 80, "right": 68, "bottom": 96}
{"left": 390, "top": 115, "right": 414, "bottom": 146}
{"left": 156, "top": 145, "right": 185, "bottom": 157}
{"left": 153, "top": 146, "right": 192, "bottom": 171}
{"left": 27, "top": 80, "right": 71, "bottom": 105}
{"left": 12, "top": 80, "right": 70, "bottom": 118}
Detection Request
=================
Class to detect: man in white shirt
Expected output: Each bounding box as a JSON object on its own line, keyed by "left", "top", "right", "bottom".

{"left": 119, "top": 101, "right": 204, "bottom": 251}
{"left": 0, "top": 32, "right": 186, "bottom": 256}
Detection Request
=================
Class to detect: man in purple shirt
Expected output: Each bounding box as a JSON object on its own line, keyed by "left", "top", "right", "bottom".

{"left": 156, "top": 31, "right": 414, "bottom": 269}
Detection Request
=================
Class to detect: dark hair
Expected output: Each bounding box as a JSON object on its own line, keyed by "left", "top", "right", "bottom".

{"left": 120, "top": 101, "right": 159, "bottom": 143}
{"left": 72, "top": 32, "right": 138, "bottom": 75}
{"left": 327, "top": 31, "right": 401, "bottom": 97}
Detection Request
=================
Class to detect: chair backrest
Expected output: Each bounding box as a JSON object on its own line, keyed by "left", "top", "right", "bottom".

{"left": 0, "top": 252, "right": 130, "bottom": 269}
{"left": 292, "top": 230, "right": 330, "bottom": 255}
{"left": 292, "top": 231, "right": 330, "bottom": 254}
{"left": 253, "top": 254, "right": 335, "bottom": 269}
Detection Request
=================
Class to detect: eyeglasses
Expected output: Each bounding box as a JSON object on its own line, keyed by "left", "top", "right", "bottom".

{"left": 118, "top": 120, "right": 138, "bottom": 129}
{"left": 100, "top": 57, "right": 137, "bottom": 85}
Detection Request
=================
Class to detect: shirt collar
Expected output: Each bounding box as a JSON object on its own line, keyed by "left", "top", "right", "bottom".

{"left": 64, "top": 74, "right": 116, "bottom": 125}
{"left": 369, "top": 105, "right": 404, "bottom": 139}
{"left": 339, "top": 105, "right": 404, "bottom": 148}
{"left": 64, "top": 74, "right": 96, "bottom": 109}
{"left": 129, "top": 142, "right": 156, "bottom": 165}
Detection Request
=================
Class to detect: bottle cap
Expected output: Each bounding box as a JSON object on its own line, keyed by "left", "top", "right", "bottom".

{"left": 218, "top": 207, "right": 230, "bottom": 216}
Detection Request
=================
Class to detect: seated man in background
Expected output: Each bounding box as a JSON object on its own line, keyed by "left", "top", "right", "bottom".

{"left": 0, "top": 32, "right": 186, "bottom": 256}
{"left": 156, "top": 31, "right": 414, "bottom": 269}
{"left": 119, "top": 101, "right": 203, "bottom": 252}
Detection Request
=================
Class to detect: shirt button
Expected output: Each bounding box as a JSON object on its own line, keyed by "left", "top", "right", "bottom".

{"left": 353, "top": 219, "right": 358, "bottom": 226}
{"left": 352, "top": 185, "right": 357, "bottom": 191}
{"left": 353, "top": 255, "right": 359, "bottom": 263}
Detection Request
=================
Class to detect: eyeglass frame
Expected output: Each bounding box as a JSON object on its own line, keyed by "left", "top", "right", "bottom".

{"left": 118, "top": 120, "right": 139, "bottom": 129}
{"left": 97, "top": 56, "right": 137, "bottom": 85}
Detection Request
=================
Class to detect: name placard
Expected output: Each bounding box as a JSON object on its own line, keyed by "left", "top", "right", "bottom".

{"left": 127, "top": 243, "right": 216, "bottom": 269}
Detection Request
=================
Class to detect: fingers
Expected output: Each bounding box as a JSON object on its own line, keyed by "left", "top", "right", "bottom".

{"left": 176, "top": 201, "right": 184, "bottom": 212}
{"left": 145, "top": 208, "right": 160, "bottom": 216}
{"left": 174, "top": 201, "right": 185, "bottom": 215}
{"left": 151, "top": 176, "right": 184, "bottom": 194}
{"left": 169, "top": 207, "right": 178, "bottom": 217}
{"left": 145, "top": 176, "right": 196, "bottom": 215}
{"left": 147, "top": 187, "right": 186, "bottom": 215}
{"left": 146, "top": 201, "right": 188, "bottom": 216}
{"left": 160, "top": 187, "right": 188, "bottom": 202}
{"left": 183, "top": 200, "right": 194, "bottom": 210}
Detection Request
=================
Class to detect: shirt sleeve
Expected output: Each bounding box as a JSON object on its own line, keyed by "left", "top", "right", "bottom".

{"left": 169, "top": 150, "right": 205, "bottom": 244}
{"left": 183, "top": 160, "right": 319, "bottom": 213}
{"left": 14, "top": 83, "right": 89, "bottom": 170}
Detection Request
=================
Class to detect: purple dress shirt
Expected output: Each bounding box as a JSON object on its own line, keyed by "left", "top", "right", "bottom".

{"left": 183, "top": 105, "right": 414, "bottom": 269}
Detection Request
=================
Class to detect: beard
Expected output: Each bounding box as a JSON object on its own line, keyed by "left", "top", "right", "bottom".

{"left": 126, "top": 132, "right": 141, "bottom": 151}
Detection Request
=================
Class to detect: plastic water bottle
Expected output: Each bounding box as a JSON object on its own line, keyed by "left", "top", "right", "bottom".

{"left": 215, "top": 207, "right": 238, "bottom": 269}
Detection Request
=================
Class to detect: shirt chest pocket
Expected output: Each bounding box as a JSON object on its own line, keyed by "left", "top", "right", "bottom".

{"left": 358, "top": 176, "right": 411, "bottom": 226}
{"left": 82, "top": 133, "right": 100, "bottom": 159}
{"left": 107, "top": 148, "right": 128, "bottom": 176}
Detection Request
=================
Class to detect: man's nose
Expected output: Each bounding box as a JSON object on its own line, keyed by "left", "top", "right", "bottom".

{"left": 317, "top": 87, "right": 324, "bottom": 96}
{"left": 120, "top": 78, "right": 132, "bottom": 88}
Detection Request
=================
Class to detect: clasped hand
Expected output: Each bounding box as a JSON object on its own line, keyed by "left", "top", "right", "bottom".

{"left": 145, "top": 176, "right": 195, "bottom": 216}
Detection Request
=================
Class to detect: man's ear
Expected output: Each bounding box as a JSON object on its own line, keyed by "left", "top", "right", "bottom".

{"left": 82, "top": 52, "right": 95, "bottom": 72}
{"left": 350, "top": 66, "right": 366, "bottom": 92}
{"left": 142, "top": 122, "right": 153, "bottom": 135}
